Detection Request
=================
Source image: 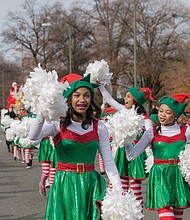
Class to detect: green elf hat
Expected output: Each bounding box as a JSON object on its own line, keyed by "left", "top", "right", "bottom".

{"left": 150, "top": 114, "right": 159, "bottom": 123}
{"left": 128, "top": 87, "right": 156, "bottom": 105}
{"left": 159, "top": 94, "right": 190, "bottom": 118}
{"left": 63, "top": 74, "right": 99, "bottom": 98}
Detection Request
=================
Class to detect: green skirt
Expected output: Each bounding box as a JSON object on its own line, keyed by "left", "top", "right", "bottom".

{"left": 114, "top": 147, "right": 128, "bottom": 175}
{"left": 38, "top": 140, "right": 54, "bottom": 162}
{"left": 128, "top": 151, "right": 147, "bottom": 180}
{"left": 45, "top": 170, "right": 106, "bottom": 220}
{"left": 146, "top": 164, "right": 190, "bottom": 209}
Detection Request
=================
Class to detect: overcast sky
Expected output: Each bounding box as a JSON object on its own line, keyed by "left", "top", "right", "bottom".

{"left": 0, "top": 0, "right": 189, "bottom": 31}
{"left": 0, "top": 0, "right": 77, "bottom": 59}
{"left": 0, "top": 0, "right": 74, "bottom": 30}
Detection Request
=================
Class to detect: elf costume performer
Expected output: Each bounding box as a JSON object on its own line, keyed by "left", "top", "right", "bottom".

{"left": 19, "top": 112, "right": 37, "bottom": 169}
{"left": 29, "top": 72, "right": 143, "bottom": 220}
{"left": 126, "top": 94, "right": 190, "bottom": 220}
{"left": 99, "top": 85, "right": 155, "bottom": 209}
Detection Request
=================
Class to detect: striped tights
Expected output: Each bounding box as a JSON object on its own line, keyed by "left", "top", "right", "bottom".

{"left": 25, "top": 148, "right": 34, "bottom": 163}
{"left": 129, "top": 178, "right": 144, "bottom": 209}
{"left": 40, "top": 162, "right": 51, "bottom": 185}
{"left": 158, "top": 207, "right": 184, "bottom": 220}
{"left": 49, "top": 166, "right": 56, "bottom": 187}
{"left": 109, "top": 175, "right": 129, "bottom": 192}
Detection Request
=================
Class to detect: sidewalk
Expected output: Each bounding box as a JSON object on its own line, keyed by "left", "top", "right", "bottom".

{"left": 0, "top": 129, "right": 46, "bottom": 220}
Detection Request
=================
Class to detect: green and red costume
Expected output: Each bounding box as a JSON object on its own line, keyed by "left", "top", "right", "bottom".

{"left": 45, "top": 120, "right": 106, "bottom": 220}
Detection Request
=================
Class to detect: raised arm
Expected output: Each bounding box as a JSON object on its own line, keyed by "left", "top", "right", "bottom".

{"left": 99, "top": 85, "right": 124, "bottom": 111}
{"left": 98, "top": 120, "right": 123, "bottom": 192}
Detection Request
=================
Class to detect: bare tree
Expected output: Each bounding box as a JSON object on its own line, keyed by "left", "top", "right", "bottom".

{"left": 132, "top": 0, "right": 190, "bottom": 98}
{"left": 0, "top": 54, "right": 22, "bottom": 108}
{"left": 80, "top": 0, "right": 133, "bottom": 99}
{"left": 1, "top": 0, "right": 65, "bottom": 70}
{"left": 51, "top": 5, "right": 97, "bottom": 75}
{"left": 1, "top": 0, "right": 190, "bottom": 103}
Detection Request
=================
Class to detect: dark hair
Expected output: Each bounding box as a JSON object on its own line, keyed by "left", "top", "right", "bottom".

{"left": 134, "top": 102, "right": 147, "bottom": 115}
{"left": 155, "top": 123, "right": 161, "bottom": 134}
{"left": 150, "top": 108, "right": 158, "bottom": 115}
{"left": 61, "top": 94, "right": 101, "bottom": 130}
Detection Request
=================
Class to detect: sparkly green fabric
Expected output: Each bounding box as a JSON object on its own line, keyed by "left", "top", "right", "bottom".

{"left": 128, "top": 132, "right": 147, "bottom": 179}
{"left": 38, "top": 139, "right": 54, "bottom": 162}
{"left": 128, "top": 151, "right": 147, "bottom": 179}
{"left": 45, "top": 139, "right": 106, "bottom": 220}
{"left": 147, "top": 140, "right": 190, "bottom": 209}
{"left": 114, "top": 147, "right": 129, "bottom": 175}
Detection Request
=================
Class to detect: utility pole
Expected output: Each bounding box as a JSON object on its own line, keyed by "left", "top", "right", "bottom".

{"left": 69, "top": 26, "right": 72, "bottom": 74}
{"left": 2, "top": 70, "right": 5, "bottom": 108}
{"left": 41, "top": 22, "right": 52, "bottom": 68}
{"left": 133, "top": 0, "right": 137, "bottom": 87}
{"left": 0, "top": 70, "right": 5, "bottom": 108}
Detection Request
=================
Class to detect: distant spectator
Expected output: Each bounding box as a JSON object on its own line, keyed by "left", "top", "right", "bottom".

{"left": 4, "top": 105, "right": 16, "bottom": 119}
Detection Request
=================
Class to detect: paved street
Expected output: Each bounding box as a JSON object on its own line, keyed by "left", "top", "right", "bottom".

{"left": 0, "top": 128, "right": 190, "bottom": 220}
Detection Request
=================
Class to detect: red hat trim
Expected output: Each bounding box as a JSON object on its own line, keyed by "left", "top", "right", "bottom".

{"left": 139, "top": 88, "right": 156, "bottom": 102}
{"left": 171, "top": 94, "right": 190, "bottom": 104}
{"left": 104, "top": 107, "right": 116, "bottom": 115}
{"left": 59, "top": 74, "right": 82, "bottom": 84}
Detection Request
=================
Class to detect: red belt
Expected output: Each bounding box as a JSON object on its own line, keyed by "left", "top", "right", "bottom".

{"left": 154, "top": 158, "right": 180, "bottom": 165}
{"left": 57, "top": 162, "right": 95, "bottom": 173}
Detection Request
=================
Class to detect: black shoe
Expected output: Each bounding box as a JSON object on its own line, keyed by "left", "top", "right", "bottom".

{"left": 26, "top": 163, "right": 31, "bottom": 169}
{"left": 29, "top": 160, "right": 32, "bottom": 166}
{"left": 14, "top": 157, "right": 17, "bottom": 161}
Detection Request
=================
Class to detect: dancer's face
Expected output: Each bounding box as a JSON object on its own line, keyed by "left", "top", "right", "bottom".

{"left": 71, "top": 87, "right": 91, "bottom": 118}
{"left": 124, "top": 92, "right": 135, "bottom": 109}
{"left": 158, "top": 104, "right": 175, "bottom": 126}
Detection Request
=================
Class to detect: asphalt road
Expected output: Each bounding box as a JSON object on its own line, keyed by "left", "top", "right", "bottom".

{"left": 0, "top": 128, "right": 190, "bottom": 220}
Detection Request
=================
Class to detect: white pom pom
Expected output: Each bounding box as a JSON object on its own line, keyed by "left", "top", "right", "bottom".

{"left": 1, "top": 115, "right": 14, "bottom": 128}
{"left": 14, "top": 117, "right": 36, "bottom": 138}
{"left": 5, "top": 128, "right": 15, "bottom": 141}
{"left": 6, "top": 117, "right": 36, "bottom": 142}
{"left": 101, "top": 189, "right": 144, "bottom": 220}
{"left": 84, "top": 59, "right": 112, "bottom": 85}
{"left": 105, "top": 106, "right": 144, "bottom": 148}
{"left": 5, "top": 120, "right": 21, "bottom": 141}
{"left": 22, "top": 64, "right": 69, "bottom": 121}
{"left": 19, "top": 137, "right": 38, "bottom": 147}
{"left": 179, "top": 143, "right": 190, "bottom": 185}
{"left": 145, "top": 146, "right": 154, "bottom": 173}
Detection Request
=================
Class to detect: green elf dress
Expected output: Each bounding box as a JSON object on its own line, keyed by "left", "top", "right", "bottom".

{"left": 45, "top": 120, "right": 106, "bottom": 220}
{"left": 98, "top": 86, "right": 153, "bottom": 180}
{"left": 147, "top": 126, "right": 190, "bottom": 210}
